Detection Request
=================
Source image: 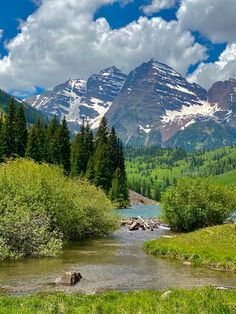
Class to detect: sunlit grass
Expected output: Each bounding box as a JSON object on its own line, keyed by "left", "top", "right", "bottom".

{"left": 145, "top": 224, "right": 236, "bottom": 272}
{"left": 0, "top": 287, "right": 236, "bottom": 313}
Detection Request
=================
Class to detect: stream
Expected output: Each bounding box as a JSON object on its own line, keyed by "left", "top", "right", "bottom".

{"left": 0, "top": 205, "right": 236, "bottom": 295}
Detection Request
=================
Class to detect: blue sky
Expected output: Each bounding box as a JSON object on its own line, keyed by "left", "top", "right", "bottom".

{"left": 0, "top": 0, "right": 37, "bottom": 58}
{"left": 0, "top": 0, "right": 235, "bottom": 93}
{"left": 1, "top": 0, "right": 222, "bottom": 64}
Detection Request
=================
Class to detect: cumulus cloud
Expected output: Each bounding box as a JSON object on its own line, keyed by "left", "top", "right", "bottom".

{"left": 0, "top": 0, "right": 206, "bottom": 93}
{"left": 177, "top": 0, "right": 236, "bottom": 43}
{"left": 188, "top": 43, "right": 236, "bottom": 89}
{"left": 142, "top": 0, "right": 176, "bottom": 15}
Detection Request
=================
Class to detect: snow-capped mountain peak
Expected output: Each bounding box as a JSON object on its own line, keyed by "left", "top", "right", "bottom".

{"left": 25, "top": 60, "right": 236, "bottom": 150}
{"left": 25, "top": 67, "right": 127, "bottom": 132}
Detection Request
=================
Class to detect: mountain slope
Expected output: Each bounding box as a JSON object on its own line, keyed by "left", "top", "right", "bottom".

{"left": 24, "top": 60, "right": 236, "bottom": 150}
{"left": 25, "top": 66, "right": 127, "bottom": 132}
{"left": 126, "top": 144, "right": 236, "bottom": 199}
{"left": 0, "top": 89, "right": 46, "bottom": 124}
{"left": 165, "top": 120, "right": 236, "bottom": 151}
{"left": 170, "top": 78, "right": 236, "bottom": 150}
{"left": 106, "top": 59, "right": 211, "bottom": 146}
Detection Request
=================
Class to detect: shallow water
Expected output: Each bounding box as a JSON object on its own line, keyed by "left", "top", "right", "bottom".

{"left": 117, "top": 204, "right": 161, "bottom": 218}
{"left": 0, "top": 206, "right": 235, "bottom": 295}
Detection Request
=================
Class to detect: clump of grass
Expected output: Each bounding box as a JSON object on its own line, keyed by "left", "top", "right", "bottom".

{"left": 144, "top": 224, "right": 236, "bottom": 272}
{"left": 0, "top": 287, "right": 235, "bottom": 314}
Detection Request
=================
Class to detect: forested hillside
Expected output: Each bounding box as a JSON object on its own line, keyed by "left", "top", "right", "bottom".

{"left": 0, "top": 99, "right": 128, "bottom": 208}
{"left": 125, "top": 145, "right": 236, "bottom": 200}
{"left": 0, "top": 89, "right": 46, "bottom": 124}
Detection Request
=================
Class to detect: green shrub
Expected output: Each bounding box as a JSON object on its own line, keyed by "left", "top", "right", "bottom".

{"left": 162, "top": 178, "right": 236, "bottom": 232}
{"left": 0, "top": 159, "right": 118, "bottom": 259}
{"left": 0, "top": 205, "right": 62, "bottom": 260}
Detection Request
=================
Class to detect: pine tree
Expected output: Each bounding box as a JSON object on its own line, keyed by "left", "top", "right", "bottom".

{"left": 26, "top": 119, "right": 45, "bottom": 162}
{"left": 3, "top": 99, "right": 17, "bottom": 157}
{"left": 45, "top": 116, "right": 60, "bottom": 164}
{"left": 93, "top": 117, "right": 111, "bottom": 192}
{"left": 57, "top": 117, "right": 71, "bottom": 174}
{"left": 94, "top": 142, "right": 111, "bottom": 192}
{"left": 95, "top": 116, "right": 109, "bottom": 145}
{"left": 108, "top": 126, "right": 119, "bottom": 176}
{"left": 109, "top": 167, "right": 129, "bottom": 208}
{"left": 84, "top": 123, "right": 94, "bottom": 164}
{"left": 85, "top": 155, "right": 95, "bottom": 182}
{"left": 15, "top": 104, "right": 28, "bottom": 157}
{"left": 153, "top": 186, "right": 161, "bottom": 201}
{"left": 71, "top": 120, "right": 86, "bottom": 176}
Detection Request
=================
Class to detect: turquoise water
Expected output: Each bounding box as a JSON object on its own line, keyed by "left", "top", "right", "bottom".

{"left": 117, "top": 205, "right": 162, "bottom": 218}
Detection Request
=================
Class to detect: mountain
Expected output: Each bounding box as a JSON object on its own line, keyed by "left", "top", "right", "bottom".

{"left": 165, "top": 120, "right": 236, "bottom": 151}
{"left": 166, "top": 78, "right": 236, "bottom": 150}
{"left": 25, "top": 66, "right": 127, "bottom": 132}
{"left": 25, "top": 59, "right": 236, "bottom": 150}
{"left": 106, "top": 59, "right": 209, "bottom": 146}
{"left": 0, "top": 89, "right": 46, "bottom": 124}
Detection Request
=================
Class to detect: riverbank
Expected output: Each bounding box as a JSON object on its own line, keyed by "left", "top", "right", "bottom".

{"left": 0, "top": 287, "right": 235, "bottom": 313}
{"left": 144, "top": 224, "right": 236, "bottom": 272}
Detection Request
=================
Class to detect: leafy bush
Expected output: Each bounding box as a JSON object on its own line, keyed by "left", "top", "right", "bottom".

{"left": 0, "top": 159, "right": 118, "bottom": 259}
{"left": 0, "top": 205, "right": 62, "bottom": 260}
{"left": 162, "top": 178, "right": 236, "bottom": 232}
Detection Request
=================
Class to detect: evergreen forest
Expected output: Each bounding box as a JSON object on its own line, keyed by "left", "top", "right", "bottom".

{"left": 0, "top": 99, "right": 128, "bottom": 208}
{"left": 126, "top": 145, "right": 236, "bottom": 200}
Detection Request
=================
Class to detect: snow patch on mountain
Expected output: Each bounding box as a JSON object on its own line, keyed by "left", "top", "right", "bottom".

{"left": 83, "top": 98, "right": 112, "bottom": 129}
{"left": 166, "top": 83, "right": 196, "bottom": 96}
{"left": 139, "top": 124, "right": 152, "bottom": 133}
{"left": 161, "top": 102, "right": 222, "bottom": 126}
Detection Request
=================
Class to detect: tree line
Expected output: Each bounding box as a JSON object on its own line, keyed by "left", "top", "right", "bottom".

{"left": 126, "top": 144, "right": 236, "bottom": 201}
{"left": 0, "top": 99, "right": 128, "bottom": 207}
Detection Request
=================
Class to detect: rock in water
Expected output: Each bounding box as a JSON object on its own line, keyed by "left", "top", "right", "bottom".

{"left": 55, "top": 272, "right": 82, "bottom": 286}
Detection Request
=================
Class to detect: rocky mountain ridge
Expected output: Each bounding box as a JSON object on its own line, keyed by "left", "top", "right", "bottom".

{"left": 25, "top": 59, "right": 236, "bottom": 150}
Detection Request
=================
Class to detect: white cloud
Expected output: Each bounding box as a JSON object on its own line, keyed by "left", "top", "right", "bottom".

{"left": 177, "top": 0, "right": 236, "bottom": 43}
{"left": 188, "top": 43, "right": 236, "bottom": 89}
{"left": 0, "top": 0, "right": 206, "bottom": 93}
{"left": 142, "top": 0, "right": 176, "bottom": 15}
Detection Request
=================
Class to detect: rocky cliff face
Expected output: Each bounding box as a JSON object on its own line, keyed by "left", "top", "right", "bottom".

{"left": 25, "top": 66, "right": 127, "bottom": 132}
{"left": 106, "top": 59, "right": 209, "bottom": 146}
{"left": 25, "top": 60, "right": 236, "bottom": 150}
{"left": 208, "top": 78, "right": 236, "bottom": 128}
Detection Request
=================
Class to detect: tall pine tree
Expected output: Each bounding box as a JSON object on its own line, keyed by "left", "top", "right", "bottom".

{"left": 93, "top": 117, "right": 112, "bottom": 192}
{"left": 57, "top": 116, "right": 71, "bottom": 174}
{"left": 15, "top": 104, "right": 28, "bottom": 157}
{"left": 71, "top": 119, "right": 86, "bottom": 176}
{"left": 45, "top": 116, "right": 60, "bottom": 164}
{"left": 109, "top": 167, "right": 129, "bottom": 208}
{"left": 3, "top": 99, "right": 17, "bottom": 157}
{"left": 26, "top": 118, "right": 45, "bottom": 162}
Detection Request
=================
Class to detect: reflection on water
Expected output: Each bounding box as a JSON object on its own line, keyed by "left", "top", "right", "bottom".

{"left": 0, "top": 206, "right": 236, "bottom": 295}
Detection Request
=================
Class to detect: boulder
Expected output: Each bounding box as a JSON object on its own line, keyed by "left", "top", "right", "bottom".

{"left": 55, "top": 272, "right": 82, "bottom": 286}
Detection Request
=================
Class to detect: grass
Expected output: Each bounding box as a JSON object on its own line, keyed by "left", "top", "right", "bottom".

{"left": 144, "top": 224, "right": 236, "bottom": 272}
{"left": 210, "top": 170, "right": 236, "bottom": 187}
{"left": 0, "top": 288, "right": 236, "bottom": 313}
